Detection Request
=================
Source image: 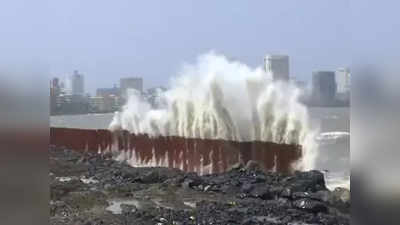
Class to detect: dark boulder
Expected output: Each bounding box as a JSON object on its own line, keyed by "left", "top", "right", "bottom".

{"left": 249, "top": 184, "right": 272, "bottom": 200}
{"left": 245, "top": 160, "right": 262, "bottom": 171}
{"left": 181, "top": 172, "right": 204, "bottom": 189}
{"left": 293, "top": 198, "right": 328, "bottom": 213}
{"left": 140, "top": 170, "right": 160, "bottom": 184}
{"left": 227, "top": 162, "right": 244, "bottom": 172}
{"left": 285, "top": 170, "right": 327, "bottom": 193}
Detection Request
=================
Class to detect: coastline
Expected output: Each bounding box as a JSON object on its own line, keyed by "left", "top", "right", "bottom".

{"left": 50, "top": 146, "right": 350, "bottom": 225}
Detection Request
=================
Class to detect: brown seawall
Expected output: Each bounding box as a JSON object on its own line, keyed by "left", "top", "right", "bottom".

{"left": 50, "top": 127, "right": 302, "bottom": 174}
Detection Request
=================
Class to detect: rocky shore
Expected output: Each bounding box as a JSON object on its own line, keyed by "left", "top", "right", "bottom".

{"left": 50, "top": 146, "right": 350, "bottom": 225}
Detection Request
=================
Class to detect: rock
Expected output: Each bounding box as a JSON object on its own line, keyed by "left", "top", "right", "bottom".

{"left": 120, "top": 167, "right": 139, "bottom": 180}
{"left": 292, "top": 191, "right": 313, "bottom": 199}
{"left": 202, "top": 185, "right": 211, "bottom": 192}
{"left": 50, "top": 146, "right": 350, "bottom": 225}
{"left": 182, "top": 172, "right": 203, "bottom": 188}
{"left": 120, "top": 204, "right": 137, "bottom": 214}
{"left": 245, "top": 160, "right": 262, "bottom": 171}
{"left": 163, "top": 175, "right": 185, "bottom": 187}
{"left": 159, "top": 217, "right": 168, "bottom": 223}
{"left": 249, "top": 185, "right": 272, "bottom": 200}
{"left": 268, "top": 185, "right": 284, "bottom": 198}
{"left": 293, "top": 198, "right": 328, "bottom": 213}
{"left": 104, "top": 183, "right": 112, "bottom": 190}
{"left": 102, "top": 152, "right": 113, "bottom": 160}
{"left": 140, "top": 170, "right": 159, "bottom": 184}
{"left": 254, "top": 174, "right": 267, "bottom": 183}
{"left": 332, "top": 187, "right": 350, "bottom": 204}
{"left": 227, "top": 162, "right": 244, "bottom": 171}
{"left": 330, "top": 187, "right": 350, "bottom": 212}
{"left": 182, "top": 179, "right": 194, "bottom": 189}
{"left": 312, "top": 190, "right": 331, "bottom": 202}
{"left": 240, "top": 183, "right": 254, "bottom": 193}
{"left": 293, "top": 170, "right": 326, "bottom": 191}
{"left": 281, "top": 187, "right": 292, "bottom": 198}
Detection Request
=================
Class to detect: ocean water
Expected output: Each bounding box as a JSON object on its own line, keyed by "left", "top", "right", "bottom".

{"left": 50, "top": 107, "right": 350, "bottom": 190}
{"left": 308, "top": 107, "right": 350, "bottom": 190}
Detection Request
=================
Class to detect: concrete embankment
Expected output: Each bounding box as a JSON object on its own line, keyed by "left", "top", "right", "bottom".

{"left": 50, "top": 127, "right": 302, "bottom": 174}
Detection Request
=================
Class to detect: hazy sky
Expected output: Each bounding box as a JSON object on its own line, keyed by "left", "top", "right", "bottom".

{"left": 3, "top": 0, "right": 386, "bottom": 95}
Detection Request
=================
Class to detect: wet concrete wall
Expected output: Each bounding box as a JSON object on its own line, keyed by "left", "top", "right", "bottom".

{"left": 50, "top": 127, "right": 302, "bottom": 174}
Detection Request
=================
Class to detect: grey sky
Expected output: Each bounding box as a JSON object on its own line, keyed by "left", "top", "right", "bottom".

{"left": 1, "top": 0, "right": 358, "bottom": 94}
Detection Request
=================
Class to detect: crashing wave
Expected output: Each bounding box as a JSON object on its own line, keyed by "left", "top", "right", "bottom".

{"left": 315, "top": 132, "right": 350, "bottom": 142}
{"left": 109, "top": 52, "right": 317, "bottom": 170}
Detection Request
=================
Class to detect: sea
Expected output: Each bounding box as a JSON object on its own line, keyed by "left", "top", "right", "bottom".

{"left": 50, "top": 107, "right": 350, "bottom": 190}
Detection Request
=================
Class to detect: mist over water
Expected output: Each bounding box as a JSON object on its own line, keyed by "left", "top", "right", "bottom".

{"left": 109, "top": 52, "right": 317, "bottom": 170}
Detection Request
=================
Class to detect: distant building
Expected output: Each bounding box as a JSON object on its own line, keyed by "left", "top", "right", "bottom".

{"left": 89, "top": 95, "right": 120, "bottom": 113}
{"left": 120, "top": 77, "right": 143, "bottom": 99}
{"left": 50, "top": 78, "right": 61, "bottom": 115}
{"left": 96, "top": 86, "right": 120, "bottom": 98}
{"left": 335, "top": 68, "right": 350, "bottom": 93}
{"left": 335, "top": 68, "right": 351, "bottom": 101}
{"left": 312, "top": 71, "right": 337, "bottom": 104}
{"left": 71, "top": 70, "right": 85, "bottom": 95}
{"left": 264, "top": 55, "right": 290, "bottom": 81}
{"left": 57, "top": 94, "right": 89, "bottom": 114}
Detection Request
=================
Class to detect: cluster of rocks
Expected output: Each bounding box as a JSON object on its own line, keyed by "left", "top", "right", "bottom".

{"left": 50, "top": 146, "right": 350, "bottom": 225}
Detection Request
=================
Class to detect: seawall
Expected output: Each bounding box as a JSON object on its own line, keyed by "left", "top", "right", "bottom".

{"left": 50, "top": 127, "right": 302, "bottom": 174}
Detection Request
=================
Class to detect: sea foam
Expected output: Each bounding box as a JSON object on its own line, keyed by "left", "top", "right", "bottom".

{"left": 109, "top": 52, "right": 317, "bottom": 170}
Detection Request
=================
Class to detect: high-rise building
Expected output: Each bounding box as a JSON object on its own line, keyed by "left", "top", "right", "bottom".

{"left": 264, "top": 55, "right": 290, "bottom": 81}
{"left": 120, "top": 77, "right": 143, "bottom": 98}
{"left": 335, "top": 68, "right": 351, "bottom": 102}
{"left": 312, "top": 71, "right": 337, "bottom": 103}
{"left": 71, "top": 70, "right": 84, "bottom": 95}
{"left": 335, "top": 68, "right": 351, "bottom": 94}
{"left": 50, "top": 78, "right": 61, "bottom": 115}
{"left": 96, "top": 86, "right": 120, "bottom": 98}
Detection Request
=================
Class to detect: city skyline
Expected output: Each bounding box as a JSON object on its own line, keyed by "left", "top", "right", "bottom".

{"left": 2, "top": 0, "right": 352, "bottom": 95}
{"left": 54, "top": 56, "right": 350, "bottom": 96}
{"left": 54, "top": 57, "right": 350, "bottom": 96}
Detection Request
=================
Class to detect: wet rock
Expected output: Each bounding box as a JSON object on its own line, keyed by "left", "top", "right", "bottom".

{"left": 240, "top": 183, "right": 254, "bottom": 193}
{"left": 227, "top": 162, "right": 244, "bottom": 171}
{"left": 281, "top": 187, "right": 292, "bottom": 198}
{"left": 245, "top": 160, "right": 262, "bottom": 171}
{"left": 203, "top": 185, "right": 212, "bottom": 192}
{"left": 120, "top": 204, "right": 137, "bottom": 214}
{"left": 158, "top": 217, "right": 168, "bottom": 223}
{"left": 293, "top": 198, "right": 328, "bottom": 213}
{"left": 292, "top": 170, "right": 326, "bottom": 191}
{"left": 332, "top": 187, "right": 350, "bottom": 204}
{"left": 50, "top": 146, "right": 350, "bottom": 225}
{"left": 292, "top": 191, "right": 313, "bottom": 199}
{"left": 182, "top": 172, "right": 203, "bottom": 189}
{"left": 163, "top": 174, "right": 185, "bottom": 187}
{"left": 253, "top": 174, "right": 267, "bottom": 183}
{"left": 269, "top": 185, "right": 284, "bottom": 197}
{"left": 249, "top": 184, "right": 272, "bottom": 200}
{"left": 120, "top": 167, "right": 139, "bottom": 180}
{"left": 312, "top": 190, "right": 331, "bottom": 202}
{"left": 330, "top": 187, "right": 350, "bottom": 212}
{"left": 140, "top": 170, "right": 160, "bottom": 183}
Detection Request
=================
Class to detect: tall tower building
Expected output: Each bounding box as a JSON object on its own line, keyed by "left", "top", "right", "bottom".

{"left": 120, "top": 77, "right": 143, "bottom": 98}
{"left": 335, "top": 68, "right": 351, "bottom": 94}
{"left": 71, "top": 70, "right": 84, "bottom": 95}
{"left": 312, "top": 71, "right": 337, "bottom": 103}
{"left": 264, "top": 55, "right": 290, "bottom": 81}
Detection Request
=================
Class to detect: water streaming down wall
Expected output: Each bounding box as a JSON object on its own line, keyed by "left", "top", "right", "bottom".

{"left": 50, "top": 127, "right": 302, "bottom": 174}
